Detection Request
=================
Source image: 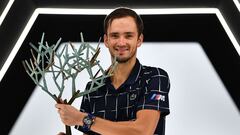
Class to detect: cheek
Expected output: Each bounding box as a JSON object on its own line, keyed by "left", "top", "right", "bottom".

{"left": 108, "top": 40, "right": 118, "bottom": 48}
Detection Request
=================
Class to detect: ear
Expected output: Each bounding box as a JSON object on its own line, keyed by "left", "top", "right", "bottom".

{"left": 104, "top": 34, "right": 109, "bottom": 48}
{"left": 137, "top": 34, "right": 144, "bottom": 47}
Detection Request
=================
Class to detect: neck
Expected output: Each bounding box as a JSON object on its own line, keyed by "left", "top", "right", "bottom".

{"left": 111, "top": 58, "right": 136, "bottom": 89}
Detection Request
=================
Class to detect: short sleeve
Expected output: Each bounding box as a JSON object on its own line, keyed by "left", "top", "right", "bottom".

{"left": 137, "top": 68, "right": 170, "bottom": 117}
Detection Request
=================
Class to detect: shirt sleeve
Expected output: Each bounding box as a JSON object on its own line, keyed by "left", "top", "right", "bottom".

{"left": 137, "top": 67, "right": 170, "bottom": 117}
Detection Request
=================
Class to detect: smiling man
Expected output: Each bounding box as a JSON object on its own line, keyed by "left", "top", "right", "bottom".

{"left": 56, "top": 7, "right": 170, "bottom": 135}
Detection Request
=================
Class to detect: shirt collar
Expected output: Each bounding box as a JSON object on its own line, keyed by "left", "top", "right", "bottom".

{"left": 124, "top": 58, "right": 142, "bottom": 85}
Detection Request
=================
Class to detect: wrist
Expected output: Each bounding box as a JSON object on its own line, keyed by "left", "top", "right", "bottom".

{"left": 79, "top": 113, "right": 87, "bottom": 126}
{"left": 82, "top": 113, "right": 96, "bottom": 132}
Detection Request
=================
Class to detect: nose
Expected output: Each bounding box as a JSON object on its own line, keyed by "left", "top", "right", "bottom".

{"left": 117, "top": 36, "right": 126, "bottom": 46}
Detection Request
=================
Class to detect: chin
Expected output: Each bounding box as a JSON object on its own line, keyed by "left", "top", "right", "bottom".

{"left": 116, "top": 57, "right": 131, "bottom": 63}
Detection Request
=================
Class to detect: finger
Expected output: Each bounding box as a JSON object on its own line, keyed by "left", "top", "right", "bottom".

{"left": 57, "top": 109, "right": 61, "bottom": 114}
{"left": 55, "top": 103, "right": 62, "bottom": 109}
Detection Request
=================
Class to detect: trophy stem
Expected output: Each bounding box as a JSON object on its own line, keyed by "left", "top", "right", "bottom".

{"left": 65, "top": 125, "right": 72, "bottom": 135}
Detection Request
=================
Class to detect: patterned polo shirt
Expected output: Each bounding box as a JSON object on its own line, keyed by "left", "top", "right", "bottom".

{"left": 75, "top": 59, "right": 170, "bottom": 135}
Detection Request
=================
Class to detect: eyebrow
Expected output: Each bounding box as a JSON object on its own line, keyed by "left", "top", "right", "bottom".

{"left": 109, "top": 32, "right": 135, "bottom": 35}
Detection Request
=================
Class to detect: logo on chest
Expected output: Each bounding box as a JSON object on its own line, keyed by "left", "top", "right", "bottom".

{"left": 130, "top": 93, "right": 137, "bottom": 101}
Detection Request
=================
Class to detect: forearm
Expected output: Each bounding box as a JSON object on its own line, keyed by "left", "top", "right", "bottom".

{"left": 90, "top": 117, "right": 146, "bottom": 135}
{"left": 55, "top": 104, "right": 159, "bottom": 135}
{"left": 79, "top": 110, "right": 159, "bottom": 135}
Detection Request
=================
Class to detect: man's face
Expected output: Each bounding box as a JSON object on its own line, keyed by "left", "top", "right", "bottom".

{"left": 104, "top": 16, "right": 143, "bottom": 63}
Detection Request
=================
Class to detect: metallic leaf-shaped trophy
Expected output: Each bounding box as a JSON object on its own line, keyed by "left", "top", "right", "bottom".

{"left": 22, "top": 32, "right": 117, "bottom": 135}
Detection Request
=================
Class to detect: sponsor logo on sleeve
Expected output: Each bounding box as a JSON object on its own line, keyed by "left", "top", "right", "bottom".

{"left": 151, "top": 94, "right": 165, "bottom": 101}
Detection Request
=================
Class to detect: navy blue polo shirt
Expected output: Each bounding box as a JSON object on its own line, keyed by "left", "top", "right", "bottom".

{"left": 75, "top": 59, "right": 170, "bottom": 135}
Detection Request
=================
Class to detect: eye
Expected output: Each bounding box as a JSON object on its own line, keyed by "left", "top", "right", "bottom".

{"left": 125, "top": 34, "right": 133, "bottom": 39}
{"left": 110, "top": 34, "right": 119, "bottom": 39}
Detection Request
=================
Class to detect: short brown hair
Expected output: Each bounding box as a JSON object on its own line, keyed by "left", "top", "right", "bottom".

{"left": 104, "top": 7, "right": 144, "bottom": 36}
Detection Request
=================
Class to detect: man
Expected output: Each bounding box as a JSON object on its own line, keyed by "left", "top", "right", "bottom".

{"left": 56, "top": 7, "right": 170, "bottom": 135}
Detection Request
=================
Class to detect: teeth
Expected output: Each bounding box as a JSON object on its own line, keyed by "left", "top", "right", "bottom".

{"left": 117, "top": 48, "right": 127, "bottom": 50}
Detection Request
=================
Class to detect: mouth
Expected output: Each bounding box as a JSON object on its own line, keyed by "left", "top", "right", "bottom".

{"left": 115, "top": 47, "right": 128, "bottom": 54}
